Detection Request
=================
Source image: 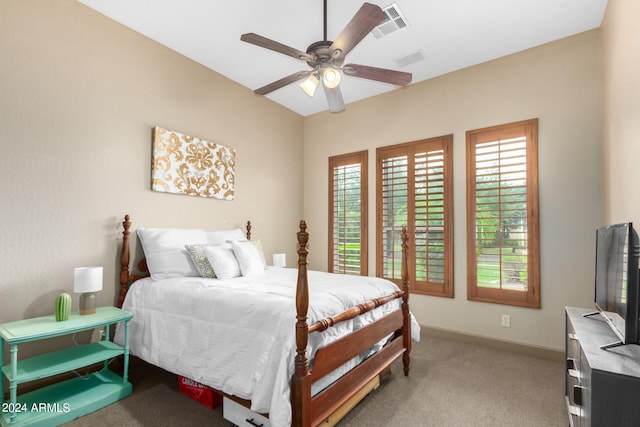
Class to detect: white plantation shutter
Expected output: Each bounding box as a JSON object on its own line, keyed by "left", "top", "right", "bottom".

{"left": 466, "top": 119, "right": 540, "bottom": 308}
{"left": 377, "top": 136, "right": 453, "bottom": 297}
{"left": 329, "top": 151, "right": 367, "bottom": 275}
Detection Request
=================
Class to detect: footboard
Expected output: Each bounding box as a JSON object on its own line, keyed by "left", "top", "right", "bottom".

{"left": 292, "top": 221, "right": 411, "bottom": 427}
{"left": 310, "top": 311, "right": 405, "bottom": 425}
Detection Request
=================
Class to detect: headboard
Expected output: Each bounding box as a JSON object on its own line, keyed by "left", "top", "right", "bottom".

{"left": 118, "top": 214, "right": 252, "bottom": 308}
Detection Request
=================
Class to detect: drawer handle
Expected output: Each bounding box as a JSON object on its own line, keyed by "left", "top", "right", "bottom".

{"left": 573, "top": 385, "right": 584, "bottom": 406}
{"left": 566, "top": 358, "right": 576, "bottom": 370}
{"left": 568, "top": 369, "right": 580, "bottom": 380}
{"left": 245, "top": 418, "right": 264, "bottom": 427}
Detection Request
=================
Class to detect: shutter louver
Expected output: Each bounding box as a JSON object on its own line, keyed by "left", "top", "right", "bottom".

{"left": 329, "top": 151, "right": 367, "bottom": 276}
{"left": 474, "top": 137, "right": 528, "bottom": 290}
{"left": 332, "top": 163, "right": 362, "bottom": 274}
{"left": 381, "top": 155, "right": 408, "bottom": 280}
{"left": 415, "top": 148, "right": 446, "bottom": 284}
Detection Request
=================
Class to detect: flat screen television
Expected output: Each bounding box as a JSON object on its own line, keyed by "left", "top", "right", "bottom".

{"left": 590, "top": 222, "right": 640, "bottom": 349}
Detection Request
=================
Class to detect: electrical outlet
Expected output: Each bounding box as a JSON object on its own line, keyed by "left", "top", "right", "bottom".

{"left": 91, "top": 327, "right": 105, "bottom": 343}
{"left": 501, "top": 314, "right": 511, "bottom": 328}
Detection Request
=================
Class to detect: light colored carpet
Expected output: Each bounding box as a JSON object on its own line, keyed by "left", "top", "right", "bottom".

{"left": 63, "top": 332, "right": 567, "bottom": 426}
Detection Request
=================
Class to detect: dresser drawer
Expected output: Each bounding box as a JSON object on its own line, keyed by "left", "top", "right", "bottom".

{"left": 223, "top": 397, "right": 271, "bottom": 427}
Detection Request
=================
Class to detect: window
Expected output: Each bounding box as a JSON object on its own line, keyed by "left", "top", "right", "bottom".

{"left": 376, "top": 136, "right": 453, "bottom": 297}
{"left": 329, "top": 151, "right": 368, "bottom": 275}
{"left": 466, "top": 119, "right": 540, "bottom": 308}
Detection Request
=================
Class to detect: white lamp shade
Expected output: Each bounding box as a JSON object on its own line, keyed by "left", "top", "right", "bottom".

{"left": 272, "top": 253, "right": 286, "bottom": 268}
{"left": 74, "top": 266, "right": 103, "bottom": 293}
{"left": 300, "top": 74, "right": 319, "bottom": 97}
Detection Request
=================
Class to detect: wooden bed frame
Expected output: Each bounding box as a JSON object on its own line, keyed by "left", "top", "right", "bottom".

{"left": 118, "top": 214, "right": 411, "bottom": 427}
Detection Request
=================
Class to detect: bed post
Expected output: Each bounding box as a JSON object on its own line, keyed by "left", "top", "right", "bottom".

{"left": 292, "top": 220, "right": 311, "bottom": 427}
{"left": 401, "top": 226, "right": 411, "bottom": 376}
{"left": 246, "top": 220, "right": 252, "bottom": 240}
{"left": 118, "top": 214, "right": 132, "bottom": 309}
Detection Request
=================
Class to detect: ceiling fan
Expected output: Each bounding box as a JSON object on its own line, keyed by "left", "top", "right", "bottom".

{"left": 240, "top": 1, "right": 412, "bottom": 113}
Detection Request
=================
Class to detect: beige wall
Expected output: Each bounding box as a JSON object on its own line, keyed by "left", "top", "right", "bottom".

{"left": 304, "top": 30, "right": 602, "bottom": 351}
{"left": 0, "top": 0, "right": 304, "bottom": 337}
{"left": 0, "top": 0, "right": 614, "bottom": 355}
{"left": 601, "top": 0, "right": 640, "bottom": 225}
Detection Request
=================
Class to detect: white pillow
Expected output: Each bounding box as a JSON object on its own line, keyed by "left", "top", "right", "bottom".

{"left": 231, "top": 240, "right": 265, "bottom": 277}
{"left": 205, "top": 244, "right": 241, "bottom": 280}
{"left": 206, "top": 228, "right": 246, "bottom": 245}
{"left": 253, "top": 240, "right": 267, "bottom": 267}
{"left": 137, "top": 228, "right": 207, "bottom": 281}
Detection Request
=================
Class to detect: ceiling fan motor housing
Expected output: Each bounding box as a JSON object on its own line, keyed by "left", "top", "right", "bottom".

{"left": 305, "top": 40, "right": 344, "bottom": 69}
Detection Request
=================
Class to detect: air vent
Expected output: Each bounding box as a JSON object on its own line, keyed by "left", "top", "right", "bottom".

{"left": 394, "top": 50, "right": 426, "bottom": 68}
{"left": 372, "top": 3, "right": 408, "bottom": 39}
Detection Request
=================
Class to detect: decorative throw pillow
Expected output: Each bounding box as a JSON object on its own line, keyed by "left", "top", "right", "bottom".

{"left": 231, "top": 240, "right": 265, "bottom": 277}
{"left": 205, "top": 244, "right": 241, "bottom": 280}
{"left": 184, "top": 244, "right": 216, "bottom": 278}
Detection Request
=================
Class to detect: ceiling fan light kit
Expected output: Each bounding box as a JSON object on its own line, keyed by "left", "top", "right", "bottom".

{"left": 300, "top": 73, "right": 320, "bottom": 97}
{"left": 322, "top": 68, "right": 341, "bottom": 89}
{"left": 241, "top": 1, "right": 412, "bottom": 113}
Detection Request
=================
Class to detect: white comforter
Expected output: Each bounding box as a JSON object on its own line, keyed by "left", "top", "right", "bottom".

{"left": 115, "top": 267, "right": 419, "bottom": 427}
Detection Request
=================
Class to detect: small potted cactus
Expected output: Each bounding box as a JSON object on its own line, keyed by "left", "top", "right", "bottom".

{"left": 55, "top": 292, "right": 72, "bottom": 321}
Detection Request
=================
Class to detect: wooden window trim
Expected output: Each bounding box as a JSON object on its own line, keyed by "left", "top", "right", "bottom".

{"left": 466, "top": 119, "right": 540, "bottom": 308}
{"left": 376, "top": 135, "right": 454, "bottom": 297}
{"left": 328, "top": 150, "right": 368, "bottom": 275}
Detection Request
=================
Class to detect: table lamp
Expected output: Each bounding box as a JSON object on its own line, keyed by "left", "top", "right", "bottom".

{"left": 272, "top": 253, "right": 286, "bottom": 268}
{"left": 74, "top": 266, "right": 103, "bottom": 315}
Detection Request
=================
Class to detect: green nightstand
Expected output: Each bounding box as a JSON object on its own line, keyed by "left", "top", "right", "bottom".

{"left": 0, "top": 306, "right": 133, "bottom": 426}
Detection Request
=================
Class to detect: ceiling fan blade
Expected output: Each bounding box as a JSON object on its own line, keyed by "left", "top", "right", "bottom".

{"left": 254, "top": 70, "right": 313, "bottom": 96}
{"left": 343, "top": 63, "right": 412, "bottom": 86}
{"left": 241, "top": 33, "right": 313, "bottom": 62}
{"left": 323, "top": 84, "right": 345, "bottom": 113}
{"left": 329, "top": 3, "right": 386, "bottom": 61}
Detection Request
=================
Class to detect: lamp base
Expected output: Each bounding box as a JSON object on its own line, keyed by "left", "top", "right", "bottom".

{"left": 79, "top": 292, "right": 96, "bottom": 315}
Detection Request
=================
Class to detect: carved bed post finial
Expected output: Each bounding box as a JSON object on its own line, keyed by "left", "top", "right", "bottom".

{"left": 401, "top": 225, "right": 411, "bottom": 376}
{"left": 292, "top": 220, "right": 311, "bottom": 427}
{"left": 119, "top": 215, "right": 132, "bottom": 308}
{"left": 246, "top": 221, "right": 252, "bottom": 241}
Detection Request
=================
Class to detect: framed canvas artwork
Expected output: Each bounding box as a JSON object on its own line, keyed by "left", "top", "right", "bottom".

{"left": 151, "top": 127, "right": 236, "bottom": 200}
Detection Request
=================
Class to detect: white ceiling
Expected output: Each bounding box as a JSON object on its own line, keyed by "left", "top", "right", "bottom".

{"left": 77, "top": 0, "right": 607, "bottom": 116}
